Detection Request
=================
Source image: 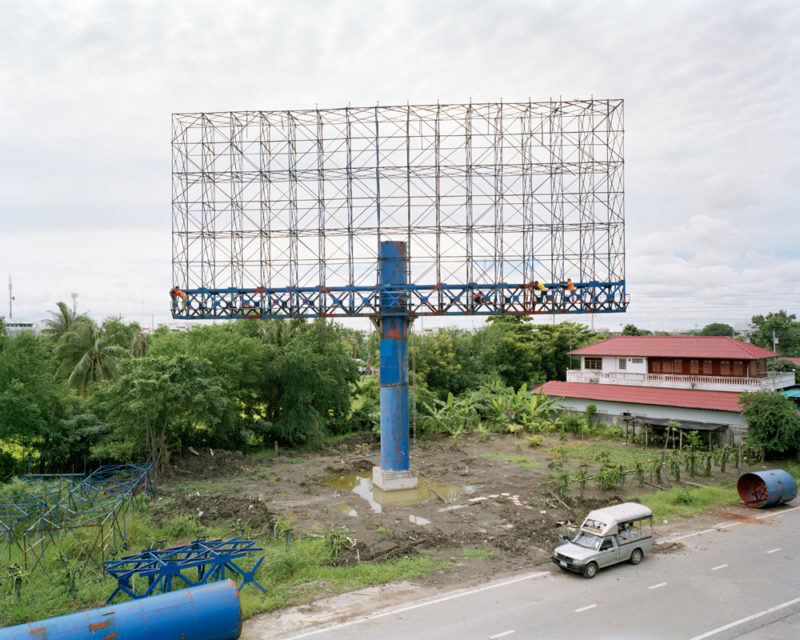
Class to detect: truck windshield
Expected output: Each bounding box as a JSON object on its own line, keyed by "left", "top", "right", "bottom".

{"left": 572, "top": 532, "right": 602, "bottom": 550}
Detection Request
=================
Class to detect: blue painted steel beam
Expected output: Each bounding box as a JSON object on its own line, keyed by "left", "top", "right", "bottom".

{"left": 378, "top": 241, "right": 410, "bottom": 472}
{"left": 170, "top": 281, "right": 628, "bottom": 320}
{"left": 0, "top": 580, "right": 241, "bottom": 640}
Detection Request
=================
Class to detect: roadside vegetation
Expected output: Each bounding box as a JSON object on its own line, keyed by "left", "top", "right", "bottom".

{"left": 0, "top": 495, "right": 448, "bottom": 626}
{"left": 1, "top": 304, "right": 799, "bottom": 625}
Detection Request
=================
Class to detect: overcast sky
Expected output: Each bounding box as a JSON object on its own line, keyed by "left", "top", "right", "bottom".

{"left": 1, "top": 0, "right": 798, "bottom": 333}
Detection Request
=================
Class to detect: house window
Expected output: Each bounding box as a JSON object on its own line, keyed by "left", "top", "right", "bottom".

{"left": 651, "top": 359, "right": 661, "bottom": 373}
{"left": 673, "top": 359, "right": 683, "bottom": 374}
{"left": 585, "top": 357, "right": 602, "bottom": 371}
{"left": 631, "top": 358, "right": 643, "bottom": 364}
{"left": 703, "top": 359, "right": 713, "bottom": 375}
{"left": 720, "top": 360, "right": 731, "bottom": 376}
{"left": 690, "top": 359, "right": 700, "bottom": 374}
{"left": 618, "top": 358, "right": 627, "bottom": 370}
{"left": 732, "top": 360, "right": 744, "bottom": 376}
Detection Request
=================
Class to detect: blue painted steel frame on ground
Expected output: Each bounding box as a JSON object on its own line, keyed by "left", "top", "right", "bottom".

{"left": 171, "top": 281, "right": 627, "bottom": 320}
{"left": 0, "top": 463, "right": 156, "bottom": 575}
{"left": 103, "top": 537, "right": 265, "bottom": 603}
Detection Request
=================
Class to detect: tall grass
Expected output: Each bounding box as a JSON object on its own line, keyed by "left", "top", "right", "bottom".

{"left": 635, "top": 482, "right": 740, "bottom": 522}
{"left": 0, "top": 510, "right": 448, "bottom": 627}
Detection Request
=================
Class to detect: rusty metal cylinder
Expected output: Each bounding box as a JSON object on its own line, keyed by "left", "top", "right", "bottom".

{"left": 0, "top": 579, "right": 241, "bottom": 640}
{"left": 737, "top": 469, "right": 797, "bottom": 508}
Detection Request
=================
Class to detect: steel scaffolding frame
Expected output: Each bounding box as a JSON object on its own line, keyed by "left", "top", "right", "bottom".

{"left": 171, "top": 100, "right": 626, "bottom": 319}
{"left": 0, "top": 464, "right": 155, "bottom": 575}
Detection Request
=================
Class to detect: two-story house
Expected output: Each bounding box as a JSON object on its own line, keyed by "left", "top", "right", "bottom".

{"left": 538, "top": 336, "right": 795, "bottom": 444}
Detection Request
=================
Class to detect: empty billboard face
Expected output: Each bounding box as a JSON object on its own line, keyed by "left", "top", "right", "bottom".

{"left": 171, "top": 101, "right": 626, "bottom": 318}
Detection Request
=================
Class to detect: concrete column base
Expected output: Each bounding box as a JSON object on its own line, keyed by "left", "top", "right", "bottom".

{"left": 372, "top": 467, "right": 418, "bottom": 492}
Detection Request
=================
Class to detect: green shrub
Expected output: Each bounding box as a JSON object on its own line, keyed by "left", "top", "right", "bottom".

{"left": 560, "top": 414, "right": 583, "bottom": 434}
{"left": 527, "top": 435, "right": 543, "bottom": 448}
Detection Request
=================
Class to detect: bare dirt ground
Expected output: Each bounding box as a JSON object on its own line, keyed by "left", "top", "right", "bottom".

{"left": 154, "top": 432, "right": 747, "bottom": 590}
{"left": 148, "top": 431, "right": 758, "bottom": 639}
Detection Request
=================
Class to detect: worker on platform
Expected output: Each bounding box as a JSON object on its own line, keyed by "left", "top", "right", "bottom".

{"left": 170, "top": 286, "right": 187, "bottom": 311}
{"left": 567, "top": 278, "right": 575, "bottom": 292}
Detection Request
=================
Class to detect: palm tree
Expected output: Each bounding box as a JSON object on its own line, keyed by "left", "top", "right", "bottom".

{"left": 55, "top": 322, "right": 127, "bottom": 395}
{"left": 42, "top": 298, "right": 90, "bottom": 339}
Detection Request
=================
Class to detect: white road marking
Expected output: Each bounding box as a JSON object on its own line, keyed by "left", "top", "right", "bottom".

{"left": 648, "top": 582, "right": 667, "bottom": 590}
{"left": 662, "top": 527, "right": 717, "bottom": 542}
{"left": 711, "top": 564, "right": 728, "bottom": 571}
{"left": 766, "top": 547, "right": 781, "bottom": 554}
{"left": 574, "top": 604, "right": 597, "bottom": 613}
{"left": 489, "top": 630, "right": 515, "bottom": 639}
{"left": 756, "top": 505, "right": 800, "bottom": 520}
{"left": 659, "top": 505, "right": 800, "bottom": 544}
{"left": 688, "top": 597, "right": 800, "bottom": 640}
{"left": 281, "top": 571, "right": 551, "bottom": 639}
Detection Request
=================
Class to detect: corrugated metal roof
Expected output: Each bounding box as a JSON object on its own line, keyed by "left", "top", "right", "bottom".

{"left": 570, "top": 336, "right": 779, "bottom": 360}
{"left": 538, "top": 381, "right": 744, "bottom": 413}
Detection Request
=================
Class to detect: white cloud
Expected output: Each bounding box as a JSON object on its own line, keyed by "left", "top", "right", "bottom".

{"left": 0, "top": 0, "right": 798, "bottom": 332}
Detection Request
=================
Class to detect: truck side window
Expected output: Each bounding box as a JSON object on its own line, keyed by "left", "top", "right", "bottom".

{"left": 601, "top": 539, "right": 613, "bottom": 551}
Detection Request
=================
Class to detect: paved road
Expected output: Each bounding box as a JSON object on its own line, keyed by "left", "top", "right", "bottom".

{"left": 266, "top": 505, "right": 800, "bottom": 640}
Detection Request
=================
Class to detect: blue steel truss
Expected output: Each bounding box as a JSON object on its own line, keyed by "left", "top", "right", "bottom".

{"left": 0, "top": 464, "right": 155, "bottom": 575}
{"left": 172, "top": 281, "right": 627, "bottom": 320}
{"left": 103, "top": 538, "right": 265, "bottom": 603}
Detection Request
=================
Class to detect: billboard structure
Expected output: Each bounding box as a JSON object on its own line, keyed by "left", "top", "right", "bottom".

{"left": 171, "top": 100, "right": 627, "bottom": 489}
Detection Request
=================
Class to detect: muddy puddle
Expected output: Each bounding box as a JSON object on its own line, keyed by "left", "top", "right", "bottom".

{"left": 322, "top": 471, "right": 473, "bottom": 513}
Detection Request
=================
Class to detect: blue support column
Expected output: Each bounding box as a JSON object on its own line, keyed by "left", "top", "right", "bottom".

{"left": 374, "top": 241, "right": 417, "bottom": 490}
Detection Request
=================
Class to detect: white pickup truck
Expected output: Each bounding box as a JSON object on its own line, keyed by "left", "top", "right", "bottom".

{"left": 552, "top": 502, "right": 654, "bottom": 578}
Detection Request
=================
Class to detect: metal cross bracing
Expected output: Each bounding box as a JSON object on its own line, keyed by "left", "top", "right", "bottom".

{"left": 171, "top": 100, "right": 627, "bottom": 320}
{"left": 0, "top": 464, "right": 156, "bottom": 576}
{"left": 172, "top": 281, "right": 627, "bottom": 320}
{"left": 103, "top": 537, "right": 266, "bottom": 603}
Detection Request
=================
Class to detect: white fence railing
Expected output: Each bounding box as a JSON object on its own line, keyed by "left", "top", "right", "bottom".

{"left": 565, "top": 370, "right": 795, "bottom": 392}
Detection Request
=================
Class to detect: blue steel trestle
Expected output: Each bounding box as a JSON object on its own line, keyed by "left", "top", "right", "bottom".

{"left": 103, "top": 537, "right": 265, "bottom": 603}
{"left": 171, "top": 281, "right": 627, "bottom": 320}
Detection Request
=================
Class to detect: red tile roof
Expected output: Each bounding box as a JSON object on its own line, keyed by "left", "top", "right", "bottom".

{"left": 781, "top": 357, "right": 800, "bottom": 368}
{"left": 537, "top": 381, "right": 744, "bottom": 413}
{"left": 570, "top": 336, "right": 778, "bottom": 360}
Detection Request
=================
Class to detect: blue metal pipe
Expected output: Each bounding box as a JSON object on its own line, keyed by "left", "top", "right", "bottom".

{"left": 378, "top": 241, "right": 410, "bottom": 472}
{"left": 737, "top": 470, "right": 797, "bottom": 508}
{"left": 0, "top": 580, "right": 241, "bottom": 640}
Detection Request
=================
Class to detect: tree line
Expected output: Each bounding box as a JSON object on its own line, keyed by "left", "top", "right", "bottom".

{"left": 1, "top": 305, "right": 799, "bottom": 477}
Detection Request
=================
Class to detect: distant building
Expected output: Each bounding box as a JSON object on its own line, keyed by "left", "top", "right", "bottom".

{"left": 5, "top": 318, "right": 38, "bottom": 337}
{"left": 538, "top": 336, "right": 794, "bottom": 444}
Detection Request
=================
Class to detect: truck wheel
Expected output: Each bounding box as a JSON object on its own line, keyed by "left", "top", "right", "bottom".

{"left": 629, "top": 548, "right": 643, "bottom": 565}
{"left": 582, "top": 562, "right": 598, "bottom": 579}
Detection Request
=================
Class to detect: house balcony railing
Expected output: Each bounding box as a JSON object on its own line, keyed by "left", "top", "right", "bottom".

{"left": 565, "top": 369, "right": 796, "bottom": 393}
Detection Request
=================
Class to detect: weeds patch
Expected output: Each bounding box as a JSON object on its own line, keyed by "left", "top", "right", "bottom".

{"left": 482, "top": 453, "right": 540, "bottom": 471}
{"left": 636, "top": 482, "right": 739, "bottom": 522}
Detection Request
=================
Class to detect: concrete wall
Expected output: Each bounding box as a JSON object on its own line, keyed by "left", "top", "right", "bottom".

{"left": 582, "top": 355, "right": 648, "bottom": 374}
{"left": 556, "top": 396, "right": 745, "bottom": 444}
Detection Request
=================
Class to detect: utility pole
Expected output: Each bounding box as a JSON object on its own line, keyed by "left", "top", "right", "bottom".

{"left": 8, "top": 275, "right": 13, "bottom": 319}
